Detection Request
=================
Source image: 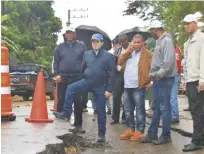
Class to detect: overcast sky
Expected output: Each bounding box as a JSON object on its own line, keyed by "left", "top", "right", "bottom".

{"left": 52, "top": 0, "right": 149, "bottom": 44}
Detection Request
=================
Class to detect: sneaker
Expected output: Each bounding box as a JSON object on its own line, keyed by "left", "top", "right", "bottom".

{"left": 83, "top": 108, "right": 88, "bottom": 112}
{"left": 97, "top": 136, "right": 105, "bottom": 142}
{"left": 152, "top": 136, "right": 172, "bottom": 145}
{"left": 171, "top": 119, "right": 180, "bottom": 124}
{"left": 120, "top": 128, "right": 134, "bottom": 140}
{"left": 140, "top": 135, "right": 158, "bottom": 143}
{"left": 69, "top": 126, "right": 86, "bottom": 134}
{"left": 130, "top": 131, "right": 145, "bottom": 141}
{"left": 53, "top": 111, "right": 70, "bottom": 121}
{"left": 183, "top": 143, "right": 203, "bottom": 152}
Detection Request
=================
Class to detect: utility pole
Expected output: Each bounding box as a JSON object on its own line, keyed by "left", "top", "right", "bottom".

{"left": 66, "top": 8, "right": 88, "bottom": 27}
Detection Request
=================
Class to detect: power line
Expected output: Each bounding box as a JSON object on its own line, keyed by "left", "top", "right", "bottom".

{"left": 66, "top": 8, "right": 88, "bottom": 26}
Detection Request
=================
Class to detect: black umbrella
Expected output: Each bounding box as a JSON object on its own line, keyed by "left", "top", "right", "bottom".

{"left": 116, "top": 26, "right": 152, "bottom": 42}
{"left": 63, "top": 25, "right": 112, "bottom": 51}
{"left": 75, "top": 25, "right": 112, "bottom": 50}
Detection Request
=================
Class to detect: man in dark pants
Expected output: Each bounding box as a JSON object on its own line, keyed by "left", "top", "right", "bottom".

{"left": 82, "top": 92, "right": 88, "bottom": 112}
{"left": 53, "top": 27, "right": 87, "bottom": 132}
{"left": 53, "top": 34, "right": 115, "bottom": 142}
{"left": 182, "top": 14, "right": 204, "bottom": 152}
{"left": 110, "top": 34, "right": 129, "bottom": 125}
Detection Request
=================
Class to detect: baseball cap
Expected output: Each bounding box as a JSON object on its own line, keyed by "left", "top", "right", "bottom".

{"left": 182, "top": 14, "right": 198, "bottom": 23}
{"left": 91, "top": 34, "right": 103, "bottom": 41}
{"left": 66, "top": 27, "right": 75, "bottom": 32}
{"left": 147, "top": 20, "right": 164, "bottom": 30}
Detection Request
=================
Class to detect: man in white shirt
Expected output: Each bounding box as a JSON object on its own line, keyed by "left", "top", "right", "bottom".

{"left": 182, "top": 14, "right": 204, "bottom": 152}
{"left": 119, "top": 34, "right": 152, "bottom": 141}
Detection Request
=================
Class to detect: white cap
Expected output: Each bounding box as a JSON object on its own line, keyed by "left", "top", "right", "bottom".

{"left": 147, "top": 20, "right": 164, "bottom": 30}
{"left": 182, "top": 14, "right": 198, "bottom": 23}
{"left": 194, "top": 12, "right": 203, "bottom": 19}
{"left": 66, "top": 27, "right": 75, "bottom": 32}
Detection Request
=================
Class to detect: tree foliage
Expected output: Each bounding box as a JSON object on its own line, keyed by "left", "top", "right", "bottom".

{"left": 124, "top": 1, "right": 204, "bottom": 51}
{"left": 1, "top": 1, "right": 62, "bottom": 73}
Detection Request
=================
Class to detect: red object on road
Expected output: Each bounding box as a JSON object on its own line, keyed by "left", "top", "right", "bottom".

{"left": 1, "top": 43, "right": 16, "bottom": 121}
{"left": 25, "top": 69, "right": 53, "bottom": 123}
{"left": 175, "top": 45, "right": 182, "bottom": 74}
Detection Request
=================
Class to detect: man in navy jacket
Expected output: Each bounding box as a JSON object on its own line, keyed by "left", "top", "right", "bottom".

{"left": 54, "top": 34, "right": 115, "bottom": 142}
{"left": 53, "top": 27, "right": 86, "bottom": 133}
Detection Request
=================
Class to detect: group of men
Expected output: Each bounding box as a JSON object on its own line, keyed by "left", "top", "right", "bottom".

{"left": 52, "top": 14, "right": 204, "bottom": 152}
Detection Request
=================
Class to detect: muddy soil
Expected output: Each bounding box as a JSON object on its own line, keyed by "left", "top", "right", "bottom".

{"left": 37, "top": 133, "right": 111, "bottom": 154}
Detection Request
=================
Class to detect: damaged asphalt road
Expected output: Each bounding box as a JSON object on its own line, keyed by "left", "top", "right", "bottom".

{"left": 1, "top": 97, "right": 204, "bottom": 154}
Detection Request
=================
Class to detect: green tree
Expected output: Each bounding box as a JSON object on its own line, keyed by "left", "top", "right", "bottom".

{"left": 124, "top": 1, "right": 204, "bottom": 51}
{"left": 1, "top": 1, "right": 62, "bottom": 73}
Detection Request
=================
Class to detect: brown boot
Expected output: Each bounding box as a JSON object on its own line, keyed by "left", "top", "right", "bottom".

{"left": 130, "top": 131, "right": 144, "bottom": 141}
{"left": 120, "top": 128, "right": 134, "bottom": 140}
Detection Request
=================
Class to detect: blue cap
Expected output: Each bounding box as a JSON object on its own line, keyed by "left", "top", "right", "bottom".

{"left": 91, "top": 34, "right": 103, "bottom": 41}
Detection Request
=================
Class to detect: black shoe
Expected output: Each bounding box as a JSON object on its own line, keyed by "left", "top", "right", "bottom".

{"left": 183, "top": 143, "right": 203, "bottom": 152}
{"left": 152, "top": 136, "right": 172, "bottom": 145}
{"left": 121, "top": 119, "right": 126, "bottom": 124}
{"left": 110, "top": 120, "right": 119, "bottom": 125}
{"left": 97, "top": 136, "right": 105, "bottom": 142}
{"left": 69, "top": 126, "right": 86, "bottom": 134}
{"left": 106, "top": 110, "right": 111, "bottom": 115}
{"left": 53, "top": 111, "right": 70, "bottom": 121}
{"left": 171, "top": 119, "right": 180, "bottom": 124}
{"left": 140, "top": 135, "right": 158, "bottom": 143}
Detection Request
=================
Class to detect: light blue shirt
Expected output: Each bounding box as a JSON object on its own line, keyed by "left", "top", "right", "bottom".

{"left": 124, "top": 50, "right": 142, "bottom": 88}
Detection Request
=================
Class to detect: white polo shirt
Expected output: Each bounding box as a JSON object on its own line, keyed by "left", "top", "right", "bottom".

{"left": 124, "top": 50, "right": 142, "bottom": 88}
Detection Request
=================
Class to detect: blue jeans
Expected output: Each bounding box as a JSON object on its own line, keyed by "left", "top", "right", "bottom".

{"left": 170, "top": 74, "right": 181, "bottom": 120}
{"left": 92, "top": 98, "right": 111, "bottom": 112}
{"left": 62, "top": 79, "right": 106, "bottom": 136}
{"left": 148, "top": 77, "right": 174, "bottom": 137}
{"left": 123, "top": 88, "right": 146, "bottom": 133}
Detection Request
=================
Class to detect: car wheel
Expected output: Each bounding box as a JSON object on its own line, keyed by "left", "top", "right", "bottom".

{"left": 23, "top": 95, "right": 30, "bottom": 101}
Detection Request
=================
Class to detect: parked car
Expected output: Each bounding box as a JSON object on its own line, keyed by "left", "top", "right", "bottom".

{"left": 10, "top": 64, "right": 55, "bottom": 101}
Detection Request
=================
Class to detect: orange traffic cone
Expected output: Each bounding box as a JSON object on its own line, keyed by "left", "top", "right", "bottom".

{"left": 1, "top": 43, "right": 16, "bottom": 121}
{"left": 50, "top": 82, "right": 58, "bottom": 111}
{"left": 25, "top": 69, "right": 53, "bottom": 123}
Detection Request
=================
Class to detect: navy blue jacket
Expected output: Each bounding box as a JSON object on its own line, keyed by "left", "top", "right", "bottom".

{"left": 53, "top": 41, "right": 86, "bottom": 77}
{"left": 81, "top": 49, "right": 115, "bottom": 93}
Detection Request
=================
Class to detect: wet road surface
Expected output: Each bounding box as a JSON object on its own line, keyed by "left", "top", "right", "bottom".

{"left": 1, "top": 96, "right": 204, "bottom": 154}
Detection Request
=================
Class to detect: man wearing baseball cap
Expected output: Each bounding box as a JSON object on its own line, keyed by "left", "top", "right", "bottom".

{"left": 182, "top": 14, "right": 204, "bottom": 152}
{"left": 54, "top": 33, "right": 115, "bottom": 142}
{"left": 53, "top": 27, "right": 87, "bottom": 133}
{"left": 141, "top": 20, "right": 177, "bottom": 145}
